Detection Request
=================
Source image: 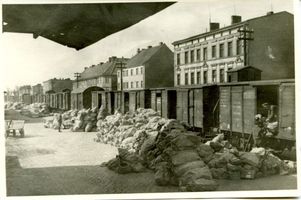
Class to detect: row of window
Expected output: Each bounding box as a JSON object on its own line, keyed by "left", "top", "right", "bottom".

{"left": 118, "top": 67, "right": 144, "bottom": 77}
{"left": 177, "top": 68, "right": 232, "bottom": 85}
{"left": 176, "top": 40, "right": 242, "bottom": 65}
{"left": 118, "top": 81, "right": 144, "bottom": 89}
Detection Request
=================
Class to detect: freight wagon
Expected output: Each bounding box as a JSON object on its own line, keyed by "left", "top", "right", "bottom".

{"left": 150, "top": 88, "right": 177, "bottom": 119}
{"left": 218, "top": 79, "right": 295, "bottom": 150}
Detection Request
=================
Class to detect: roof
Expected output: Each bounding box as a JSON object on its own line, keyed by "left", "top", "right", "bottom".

{"left": 78, "top": 57, "right": 128, "bottom": 80}
{"left": 126, "top": 43, "right": 166, "bottom": 68}
{"left": 227, "top": 65, "right": 262, "bottom": 73}
{"left": 173, "top": 11, "right": 292, "bottom": 45}
{"left": 3, "top": 2, "right": 175, "bottom": 50}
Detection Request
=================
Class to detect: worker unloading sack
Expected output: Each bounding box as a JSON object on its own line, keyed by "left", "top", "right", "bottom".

{"left": 254, "top": 103, "right": 278, "bottom": 147}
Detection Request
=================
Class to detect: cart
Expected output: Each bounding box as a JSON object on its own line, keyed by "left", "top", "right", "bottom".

{"left": 5, "top": 120, "right": 25, "bottom": 137}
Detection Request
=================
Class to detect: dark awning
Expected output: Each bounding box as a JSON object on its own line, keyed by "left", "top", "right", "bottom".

{"left": 2, "top": 2, "right": 175, "bottom": 50}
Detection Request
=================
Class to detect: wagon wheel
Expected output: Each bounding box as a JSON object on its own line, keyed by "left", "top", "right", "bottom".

{"left": 20, "top": 129, "right": 25, "bottom": 138}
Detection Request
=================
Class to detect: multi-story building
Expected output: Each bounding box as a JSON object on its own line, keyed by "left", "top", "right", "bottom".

{"left": 18, "top": 85, "right": 32, "bottom": 104}
{"left": 71, "top": 56, "right": 127, "bottom": 109}
{"left": 117, "top": 42, "right": 174, "bottom": 91}
{"left": 43, "top": 78, "right": 72, "bottom": 109}
{"left": 172, "top": 11, "right": 294, "bottom": 86}
{"left": 32, "top": 83, "right": 43, "bottom": 103}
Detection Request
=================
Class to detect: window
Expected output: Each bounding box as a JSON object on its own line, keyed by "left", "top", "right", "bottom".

{"left": 203, "top": 71, "right": 207, "bottom": 84}
{"left": 203, "top": 47, "right": 208, "bottom": 60}
{"left": 228, "top": 41, "right": 233, "bottom": 57}
{"left": 212, "top": 70, "right": 217, "bottom": 83}
{"left": 190, "top": 50, "right": 194, "bottom": 63}
{"left": 141, "top": 81, "right": 143, "bottom": 88}
{"left": 136, "top": 68, "right": 139, "bottom": 75}
{"left": 141, "top": 67, "right": 143, "bottom": 74}
{"left": 236, "top": 40, "right": 241, "bottom": 55}
{"left": 196, "top": 49, "right": 201, "bottom": 61}
{"left": 126, "top": 82, "right": 129, "bottom": 88}
{"left": 212, "top": 45, "right": 216, "bottom": 58}
{"left": 136, "top": 81, "right": 139, "bottom": 88}
{"left": 177, "top": 53, "right": 181, "bottom": 65}
{"left": 177, "top": 74, "right": 181, "bottom": 85}
{"left": 105, "top": 77, "right": 110, "bottom": 83}
{"left": 131, "top": 82, "right": 133, "bottom": 88}
{"left": 191, "top": 72, "right": 195, "bottom": 85}
{"left": 118, "top": 83, "right": 121, "bottom": 90}
{"left": 185, "top": 73, "right": 188, "bottom": 85}
{"left": 117, "top": 71, "right": 120, "bottom": 77}
{"left": 131, "top": 69, "right": 133, "bottom": 76}
{"left": 185, "top": 51, "right": 189, "bottom": 64}
{"left": 219, "top": 43, "right": 224, "bottom": 58}
{"left": 197, "top": 71, "right": 201, "bottom": 84}
{"left": 220, "top": 69, "right": 225, "bottom": 83}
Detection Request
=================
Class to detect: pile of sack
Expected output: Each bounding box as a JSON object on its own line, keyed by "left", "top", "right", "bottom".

{"left": 5, "top": 102, "right": 24, "bottom": 110}
{"left": 44, "top": 107, "right": 101, "bottom": 132}
{"left": 20, "top": 103, "right": 51, "bottom": 117}
{"left": 96, "top": 108, "right": 297, "bottom": 192}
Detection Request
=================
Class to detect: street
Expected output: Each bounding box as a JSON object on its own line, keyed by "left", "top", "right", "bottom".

{"left": 5, "top": 110, "right": 297, "bottom": 196}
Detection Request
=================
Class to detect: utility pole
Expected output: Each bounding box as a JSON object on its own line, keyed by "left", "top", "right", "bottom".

{"left": 116, "top": 57, "right": 126, "bottom": 108}
{"left": 74, "top": 72, "right": 81, "bottom": 88}
{"left": 238, "top": 25, "right": 254, "bottom": 66}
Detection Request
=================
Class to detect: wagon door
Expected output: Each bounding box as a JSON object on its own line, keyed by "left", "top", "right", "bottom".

{"left": 91, "top": 91, "right": 98, "bottom": 108}
{"left": 162, "top": 90, "right": 168, "bottom": 118}
{"left": 129, "top": 91, "right": 136, "bottom": 113}
{"left": 278, "top": 83, "right": 295, "bottom": 140}
{"left": 188, "top": 89, "right": 194, "bottom": 126}
{"left": 151, "top": 91, "right": 156, "bottom": 111}
{"left": 243, "top": 86, "right": 256, "bottom": 134}
{"left": 219, "top": 86, "right": 231, "bottom": 131}
{"left": 231, "top": 86, "right": 243, "bottom": 133}
{"left": 177, "top": 89, "right": 188, "bottom": 123}
{"left": 194, "top": 88, "right": 203, "bottom": 129}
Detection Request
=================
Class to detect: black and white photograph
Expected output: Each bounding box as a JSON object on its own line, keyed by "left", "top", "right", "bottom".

{"left": 1, "top": 0, "right": 300, "bottom": 199}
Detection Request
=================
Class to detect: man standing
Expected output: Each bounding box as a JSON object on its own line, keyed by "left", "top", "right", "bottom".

{"left": 58, "top": 112, "right": 63, "bottom": 132}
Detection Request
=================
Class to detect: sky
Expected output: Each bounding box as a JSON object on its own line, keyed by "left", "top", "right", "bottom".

{"left": 1, "top": 0, "right": 294, "bottom": 90}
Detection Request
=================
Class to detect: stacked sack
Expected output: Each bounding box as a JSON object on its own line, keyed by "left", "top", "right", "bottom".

{"left": 71, "top": 108, "right": 99, "bottom": 132}
{"left": 96, "top": 108, "right": 296, "bottom": 191}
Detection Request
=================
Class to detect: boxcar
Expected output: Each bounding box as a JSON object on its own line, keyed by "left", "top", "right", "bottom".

{"left": 176, "top": 85, "right": 219, "bottom": 133}
{"left": 219, "top": 79, "right": 295, "bottom": 147}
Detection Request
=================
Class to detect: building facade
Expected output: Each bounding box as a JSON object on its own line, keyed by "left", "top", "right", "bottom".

{"left": 117, "top": 42, "right": 174, "bottom": 90}
{"left": 43, "top": 78, "right": 73, "bottom": 109}
{"left": 173, "top": 11, "right": 294, "bottom": 86}
{"left": 71, "top": 56, "right": 127, "bottom": 109}
{"left": 18, "top": 85, "right": 32, "bottom": 104}
{"left": 32, "top": 83, "right": 44, "bottom": 103}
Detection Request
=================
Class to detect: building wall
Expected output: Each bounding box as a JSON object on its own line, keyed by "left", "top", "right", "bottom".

{"left": 145, "top": 45, "right": 174, "bottom": 88}
{"left": 174, "top": 26, "right": 245, "bottom": 86}
{"left": 73, "top": 76, "right": 113, "bottom": 92}
{"left": 173, "top": 12, "right": 294, "bottom": 86}
{"left": 118, "top": 65, "right": 145, "bottom": 90}
{"left": 248, "top": 12, "right": 294, "bottom": 79}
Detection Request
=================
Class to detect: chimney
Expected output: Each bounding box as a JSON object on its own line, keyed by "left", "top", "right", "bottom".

{"left": 100, "top": 62, "right": 104, "bottom": 65}
{"left": 137, "top": 48, "right": 141, "bottom": 54}
{"left": 209, "top": 22, "right": 220, "bottom": 31}
{"left": 159, "top": 42, "right": 164, "bottom": 45}
{"left": 110, "top": 56, "right": 117, "bottom": 62}
{"left": 267, "top": 11, "right": 274, "bottom": 15}
{"left": 148, "top": 45, "right": 152, "bottom": 49}
{"left": 231, "top": 15, "right": 242, "bottom": 24}
{"left": 84, "top": 67, "right": 88, "bottom": 70}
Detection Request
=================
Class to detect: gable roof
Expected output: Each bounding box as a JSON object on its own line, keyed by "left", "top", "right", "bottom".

{"left": 126, "top": 44, "right": 167, "bottom": 68}
{"left": 78, "top": 57, "right": 128, "bottom": 80}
